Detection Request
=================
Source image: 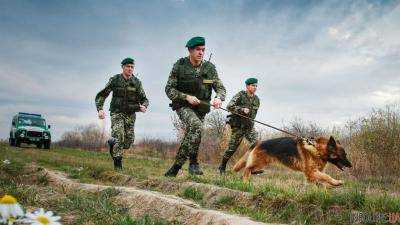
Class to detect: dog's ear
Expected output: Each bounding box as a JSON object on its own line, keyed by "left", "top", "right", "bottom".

{"left": 328, "top": 136, "right": 336, "bottom": 147}
{"left": 327, "top": 136, "right": 339, "bottom": 159}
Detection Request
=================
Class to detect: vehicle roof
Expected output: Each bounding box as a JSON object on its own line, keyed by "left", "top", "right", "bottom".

{"left": 17, "top": 112, "right": 42, "bottom": 118}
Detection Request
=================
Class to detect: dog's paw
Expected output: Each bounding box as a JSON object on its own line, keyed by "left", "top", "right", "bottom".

{"left": 251, "top": 170, "right": 264, "bottom": 175}
{"left": 333, "top": 180, "right": 344, "bottom": 186}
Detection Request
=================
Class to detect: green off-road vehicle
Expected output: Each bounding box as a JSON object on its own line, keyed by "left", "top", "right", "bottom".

{"left": 9, "top": 112, "right": 51, "bottom": 149}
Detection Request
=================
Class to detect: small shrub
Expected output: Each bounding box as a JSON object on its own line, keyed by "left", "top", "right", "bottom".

{"left": 182, "top": 187, "right": 203, "bottom": 202}
{"left": 55, "top": 123, "right": 109, "bottom": 151}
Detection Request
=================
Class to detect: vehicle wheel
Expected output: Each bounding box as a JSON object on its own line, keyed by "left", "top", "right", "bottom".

{"left": 9, "top": 138, "right": 16, "bottom": 147}
{"left": 44, "top": 142, "right": 50, "bottom": 149}
{"left": 36, "top": 143, "right": 42, "bottom": 149}
{"left": 15, "top": 139, "right": 21, "bottom": 147}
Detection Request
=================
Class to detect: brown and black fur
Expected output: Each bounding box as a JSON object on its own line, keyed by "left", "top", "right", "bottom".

{"left": 233, "top": 136, "right": 352, "bottom": 186}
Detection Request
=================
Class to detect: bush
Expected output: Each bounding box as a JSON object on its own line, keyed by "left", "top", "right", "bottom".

{"left": 135, "top": 138, "right": 179, "bottom": 160}
{"left": 345, "top": 104, "right": 400, "bottom": 178}
{"left": 56, "top": 123, "right": 109, "bottom": 151}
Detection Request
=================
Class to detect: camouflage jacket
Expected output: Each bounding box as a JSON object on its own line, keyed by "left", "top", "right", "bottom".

{"left": 95, "top": 74, "right": 149, "bottom": 114}
{"left": 227, "top": 90, "right": 260, "bottom": 129}
{"left": 165, "top": 57, "right": 226, "bottom": 114}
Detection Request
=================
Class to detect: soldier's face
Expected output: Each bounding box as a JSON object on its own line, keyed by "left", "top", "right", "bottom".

{"left": 122, "top": 64, "right": 134, "bottom": 76}
{"left": 189, "top": 46, "right": 205, "bottom": 62}
{"left": 246, "top": 84, "right": 257, "bottom": 94}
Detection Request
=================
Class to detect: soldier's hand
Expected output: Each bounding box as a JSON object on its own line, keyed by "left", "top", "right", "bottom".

{"left": 211, "top": 98, "right": 222, "bottom": 109}
{"left": 186, "top": 95, "right": 201, "bottom": 106}
{"left": 241, "top": 108, "right": 250, "bottom": 114}
{"left": 139, "top": 105, "right": 147, "bottom": 113}
{"left": 98, "top": 110, "right": 106, "bottom": 119}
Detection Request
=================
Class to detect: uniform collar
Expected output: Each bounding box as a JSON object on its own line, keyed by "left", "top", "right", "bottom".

{"left": 120, "top": 73, "right": 133, "bottom": 81}
{"left": 187, "top": 56, "right": 203, "bottom": 69}
{"left": 245, "top": 90, "right": 255, "bottom": 98}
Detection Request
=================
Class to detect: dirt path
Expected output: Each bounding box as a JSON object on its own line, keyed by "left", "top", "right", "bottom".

{"left": 98, "top": 171, "right": 254, "bottom": 207}
{"left": 43, "top": 168, "right": 284, "bottom": 225}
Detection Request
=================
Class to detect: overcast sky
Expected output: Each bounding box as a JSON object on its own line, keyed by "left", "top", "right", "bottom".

{"left": 0, "top": 0, "right": 399, "bottom": 141}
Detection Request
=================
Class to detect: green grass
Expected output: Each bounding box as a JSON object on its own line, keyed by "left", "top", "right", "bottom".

{"left": 181, "top": 187, "right": 204, "bottom": 202}
{"left": 213, "top": 175, "right": 255, "bottom": 192}
{"left": 214, "top": 196, "right": 235, "bottom": 208}
{"left": 1, "top": 143, "right": 399, "bottom": 225}
{"left": 0, "top": 157, "right": 177, "bottom": 225}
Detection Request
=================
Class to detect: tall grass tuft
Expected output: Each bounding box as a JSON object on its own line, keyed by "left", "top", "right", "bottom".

{"left": 345, "top": 104, "right": 400, "bottom": 179}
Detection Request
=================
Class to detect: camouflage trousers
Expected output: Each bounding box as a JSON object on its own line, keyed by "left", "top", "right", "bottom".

{"left": 222, "top": 126, "right": 258, "bottom": 161}
{"left": 111, "top": 112, "right": 136, "bottom": 158}
{"left": 174, "top": 107, "right": 205, "bottom": 166}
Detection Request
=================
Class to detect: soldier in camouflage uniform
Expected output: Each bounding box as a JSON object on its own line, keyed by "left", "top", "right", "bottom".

{"left": 218, "top": 78, "right": 260, "bottom": 174}
{"left": 164, "top": 36, "right": 226, "bottom": 177}
{"left": 95, "top": 57, "right": 149, "bottom": 170}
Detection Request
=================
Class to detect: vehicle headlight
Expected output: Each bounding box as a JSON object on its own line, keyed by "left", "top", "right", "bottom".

{"left": 20, "top": 130, "right": 26, "bottom": 137}
{"left": 43, "top": 133, "right": 49, "bottom": 139}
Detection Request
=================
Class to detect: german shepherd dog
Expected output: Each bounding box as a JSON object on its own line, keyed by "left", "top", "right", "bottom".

{"left": 233, "top": 136, "right": 352, "bottom": 186}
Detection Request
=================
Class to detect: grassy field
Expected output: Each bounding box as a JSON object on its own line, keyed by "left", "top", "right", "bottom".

{"left": 1, "top": 142, "right": 399, "bottom": 225}
{"left": 0, "top": 150, "right": 176, "bottom": 225}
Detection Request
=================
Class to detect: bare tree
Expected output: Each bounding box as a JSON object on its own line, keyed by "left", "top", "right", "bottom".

{"left": 171, "top": 114, "right": 185, "bottom": 141}
{"left": 204, "top": 110, "right": 228, "bottom": 138}
{"left": 56, "top": 123, "right": 109, "bottom": 151}
{"left": 282, "top": 117, "right": 326, "bottom": 138}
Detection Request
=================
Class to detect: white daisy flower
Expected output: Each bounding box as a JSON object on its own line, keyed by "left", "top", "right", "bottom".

{"left": 2, "top": 159, "right": 10, "bottom": 165}
{"left": 25, "top": 208, "right": 61, "bottom": 225}
{"left": 0, "top": 195, "right": 24, "bottom": 221}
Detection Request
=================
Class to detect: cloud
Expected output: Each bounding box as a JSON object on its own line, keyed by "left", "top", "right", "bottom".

{"left": 0, "top": 0, "right": 399, "bottom": 141}
{"left": 328, "top": 27, "right": 351, "bottom": 41}
{"left": 370, "top": 87, "right": 400, "bottom": 105}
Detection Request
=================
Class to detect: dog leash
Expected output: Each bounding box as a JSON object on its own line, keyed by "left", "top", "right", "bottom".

{"left": 219, "top": 107, "right": 301, "bottom": 138}
{"left": 198, "top": 101, "right": 302, "bottom": 139}
{"left": 202, "top": 55, "right": 303, "bottom": 140}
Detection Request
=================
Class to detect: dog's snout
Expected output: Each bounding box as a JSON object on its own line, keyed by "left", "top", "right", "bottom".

{"left": 344, "top": 160, "right": 352, "bottom": 168}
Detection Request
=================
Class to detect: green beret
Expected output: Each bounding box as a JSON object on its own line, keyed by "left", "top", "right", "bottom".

{"left": 185, "top": 36, "right": 205, "bottom": 48}
{"left": 121, "top": 57, "right": 135, "bottom": 65}
{"left": 245, "top": 78, "right": 258, "bottom": 85}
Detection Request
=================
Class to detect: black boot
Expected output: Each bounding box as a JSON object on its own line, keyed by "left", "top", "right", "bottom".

{"left": 164, "top": 163, "right": 182, "bottom": 177}
{"left": 218, "top": 157, "right": 229, "bottom": 175}
{"left": 188, "top": 163, "right": 203, "bottom": 175}
{"left": 113, "top": 156, "right": 122, "bottom": 171}
{"left": 107, "top": 138, "right": 116, "bottom": 157}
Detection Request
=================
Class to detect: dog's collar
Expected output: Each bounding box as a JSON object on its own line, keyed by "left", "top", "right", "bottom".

{"left": 302, "top": 137, "right": 316, "bottom": 147}
{"left": 298, "top": 137, "right": 320, "bottom": 157}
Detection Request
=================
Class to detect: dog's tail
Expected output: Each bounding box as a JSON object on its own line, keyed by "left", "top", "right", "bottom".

{"left": 233, "top": 150, "right": 250, "bottom": 172}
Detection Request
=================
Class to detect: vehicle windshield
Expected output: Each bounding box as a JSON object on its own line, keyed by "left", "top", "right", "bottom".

{"left": 18, "top": 117, "right": 46, "bottom": 128}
